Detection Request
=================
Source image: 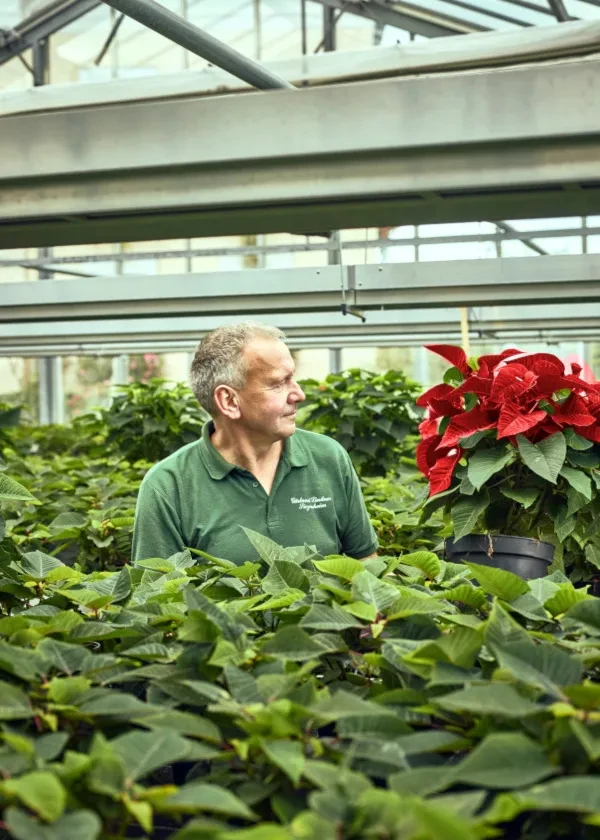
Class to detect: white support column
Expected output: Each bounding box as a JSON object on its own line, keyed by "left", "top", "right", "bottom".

{"left": 329, "top": 347, "right": 342, "bottom": 373}
{"left": 111, "top": 354, "right": 129, "bottom": 394}
{"left": 38, "top": 356, "right": 64, "bottom": 424}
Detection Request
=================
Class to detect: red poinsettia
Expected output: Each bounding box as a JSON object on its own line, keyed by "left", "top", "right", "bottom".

{"left": 417, "top": 345, "right": 600, "bottom": 496}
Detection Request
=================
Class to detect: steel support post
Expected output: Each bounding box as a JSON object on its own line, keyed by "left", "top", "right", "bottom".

{"left": 323, "top": 5, "right": 336, "bottom": 52}
{"left": 32, "top": 38, "right": 63, "bottom": 425}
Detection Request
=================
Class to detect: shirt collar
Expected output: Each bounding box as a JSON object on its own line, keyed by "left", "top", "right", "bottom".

{"left": 200, "top": 421, "right": 308, "bottom": 480}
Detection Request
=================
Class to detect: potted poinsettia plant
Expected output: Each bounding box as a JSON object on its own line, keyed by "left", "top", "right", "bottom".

{"left": 416, "top": 344, "right": 600, "bottom": 586}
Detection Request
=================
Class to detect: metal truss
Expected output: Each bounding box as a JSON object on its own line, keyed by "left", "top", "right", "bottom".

{"left": 0, "top": 0, "right": 101, "bottom": 67}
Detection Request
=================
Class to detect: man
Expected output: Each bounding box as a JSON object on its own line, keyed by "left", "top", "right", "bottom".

{"left": 132, "top": 322, "right": 378, "bottom": 564}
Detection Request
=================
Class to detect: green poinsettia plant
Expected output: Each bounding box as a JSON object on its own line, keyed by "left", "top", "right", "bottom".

{"left": 416, "top": 345, "right": 600, "bottom": 582}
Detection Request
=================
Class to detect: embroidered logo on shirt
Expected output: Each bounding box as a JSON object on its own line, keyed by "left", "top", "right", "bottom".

{"left": 291, "top": 496, "right": 332, "bottom": 511}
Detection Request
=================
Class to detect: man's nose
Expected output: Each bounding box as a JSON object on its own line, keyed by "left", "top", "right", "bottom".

{"left": 290, "top": 382, "right": 305, "bottom": 403}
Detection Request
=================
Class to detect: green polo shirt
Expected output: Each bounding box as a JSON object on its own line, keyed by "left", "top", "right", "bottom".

{"left": 132, "top": 422, "right": 378, "bottom": 565}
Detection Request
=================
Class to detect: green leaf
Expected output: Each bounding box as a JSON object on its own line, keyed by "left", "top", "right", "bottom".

{"left": 497, "top": 776, "right": 600, "bottom": 818}
{"left": 37, "top": 639, "right": 90, "bottom": 676}
{"left": 111, "top": 729, "right": 191, "bottom": 783}
{"left": 387, "top": 593, "right": 450, "bottom": 620}
{"left": 47, "top": 676, "right": 91, "bottom": 705}
{"left": 242, "top": 528, "right": 294, "bottom": 566}
{"left": 4, "top": 807, "right": 101, "bottom": 840}
{"left": 20, "top": 551, "right": 65, "bottom": 580}
{"left": 464, "top": 561, "right": 529, "bottom": 601}
{"left": 132, "top": 709, "right": 221, "bottom": 742}
{"left": 261, "top": 739, "right": 305, "bottom": 784}
{"left": 314, "top": 690, "right": 395, "bottom": 721}
{"left": 563, "top": 598, "right": 600, "bottom": 635}
{"left": 564, "top": 428, "right": 593, "bottom": 450}
{"left": 500, "top": 486, "right": 540, "bottom": 509}
{"left": 342, "top": 601, "right": 377, "bottom": 622}
{"left": 0, "top": 473, "right": 35, "bottom": 501}
{"left": 435, "top": 583, "right": 487, "bottom": 611}
{"left": 411, "top": 798, "right": 479, "bottom": 840}
{"left": 5, "top": 771, "right": 67, "bottom": 822}
{"left": 559, "top": 465, "right": 592, "bottom": 500}
{"left": 351, "top": 570, "right": 399, "bottom": 613}
{"left": 397, "top": 551, "right": 441, "bottom": 580}
{"left": 261, "top": 626, "right": 324, "bottom": 661}
{"left": 249, "top": 590, "right": 305, "bottom": 611}
{"left": 49, "top": 512, "right": 87, "bottom": 532}
{"left": 544, "top": 582, "right": 588, "bottom": 617}
{"left": 313, "top": 556, "right": 364, "bottom": 580}
{"left": 517, "top": 432, "right": 566, "bottom": 483}
{"left": 224, "top": 665, "right": 262, "bottom": 704}
{"left": 492, "top": 639, "right": 582, "bottom": 699}
{"left": 0, "top": 681, "right": 34, "bottom": 720}
{"left": 262, "top": 560, "right": 309, "bottom": 596}
{"left": 450, "top": 732, "right": 555, "bottom": 788}
{"left": 435, "top": 683, "right": 543, "bottom": 718}
{"left": 467, "top": 446, "right": 513, "bottom": 490}
{"left": 451, "top": 489, "right": 490, "bottom": 541}
{"left": 299, "top": 603, "right": 363, "bottom": 631}
{"left": 163, "top": 782, "right": 256, "bottom": 819}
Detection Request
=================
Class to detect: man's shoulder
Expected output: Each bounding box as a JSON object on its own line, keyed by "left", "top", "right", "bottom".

{"left": 293, "top": 429, "right": 347, "bottom": 463}
{"left": 141, "top": 439, "right": 204, "bottom": 489}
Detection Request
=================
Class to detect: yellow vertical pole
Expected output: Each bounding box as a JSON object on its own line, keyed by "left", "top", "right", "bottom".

{"left": 460, "top": 307, "right": 471, "bottom": 358}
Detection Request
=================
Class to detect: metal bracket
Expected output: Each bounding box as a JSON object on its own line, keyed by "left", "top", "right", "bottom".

{"left": 341, "top": 264, "right": 366, "bottom": 322}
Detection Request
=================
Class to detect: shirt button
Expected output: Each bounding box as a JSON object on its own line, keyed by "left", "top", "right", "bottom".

{"left": 252, "top": 481, "right": 259, "bottom": 487}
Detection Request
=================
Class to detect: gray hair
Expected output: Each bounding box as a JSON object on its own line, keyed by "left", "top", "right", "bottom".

{"left": 190, "top": 322, "right": 286, "bottom": 414}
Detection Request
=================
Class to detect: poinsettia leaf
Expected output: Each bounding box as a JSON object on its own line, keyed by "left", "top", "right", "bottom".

{"left": 464, "top": 562, "right": 529, "bottom": 602}
{"left": 449, "top": 732, "right": 555, "bottom": 789}
{"left": 467, "top": 447, "right": 513, "bottom": 490}
{"left": 500, "top": 486, "right": 540, "bottom": 509}
{"left": 451, "top": 489, "right": 490, "bottom": 541}
{"left": 517, "top": 432, "right": 566, "bottom": 483}
{"left": 559, "top": 466, "right": 592, "bottom": 500}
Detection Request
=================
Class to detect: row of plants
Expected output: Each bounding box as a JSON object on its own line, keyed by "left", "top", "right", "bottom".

{"left": 0, "top": 505, "right": 600, "bottom": 840}
{"left": 0, "top": 372, "right": 428, "bottom": 569}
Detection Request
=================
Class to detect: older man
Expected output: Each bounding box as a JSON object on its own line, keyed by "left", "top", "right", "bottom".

{"left": 132, "top": 323, "right": 378, "bottom": 564}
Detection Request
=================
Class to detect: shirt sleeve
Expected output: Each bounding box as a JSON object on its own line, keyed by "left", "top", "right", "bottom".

{"left": 339, "top": 449, "right": 379, "bottom": 558}
{"left": 132, "top": 479, "right": 185, "bottom": 561}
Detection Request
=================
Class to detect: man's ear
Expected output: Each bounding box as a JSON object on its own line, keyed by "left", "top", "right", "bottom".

{"left": 213, "top": 385, "right": 240, "bottom": 419}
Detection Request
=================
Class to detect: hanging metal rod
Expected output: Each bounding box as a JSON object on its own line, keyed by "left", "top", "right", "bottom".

{"left": 100, "top": 0, "right": 294, "bottom": 90}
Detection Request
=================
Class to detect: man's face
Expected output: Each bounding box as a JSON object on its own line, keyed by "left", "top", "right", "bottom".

{"left": 235, "top": 338, "right": 305, "bottom": 441}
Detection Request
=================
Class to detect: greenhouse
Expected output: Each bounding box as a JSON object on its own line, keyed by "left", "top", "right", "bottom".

{"left": 2, "top": 1, "right": 600, "bottom": 839}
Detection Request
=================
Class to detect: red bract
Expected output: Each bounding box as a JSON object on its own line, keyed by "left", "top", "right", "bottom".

{"left": 429, "top": 447, "right": 463, "bottom": 495}
{"left": 497, "top": 405, "right": 546, "bottom": 439}
{"left": 438, "top": 407, "right": 496, "bottom": 449}
{"left": 424, "top": 344, "right": 471, "bottom": 377}
{"left": 417, "top": 344, "right": 600, "bottom": 496}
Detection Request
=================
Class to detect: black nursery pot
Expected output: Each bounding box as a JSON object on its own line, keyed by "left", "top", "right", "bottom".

{"left": 445, "top": 534, "right": 554, "bottom": 580}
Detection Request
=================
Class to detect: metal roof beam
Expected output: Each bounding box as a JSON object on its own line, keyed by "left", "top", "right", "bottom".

{"left": 3, "top": 255, "right": 600, "bottom": 324}
{"left": 2, "top": 59, "right": 600, "bottom": 248}
{"left": 309, "top": 0, "right": 483, "bottom": 37}
{"left": 0, "top": 0, "right": 101, "bottom": 67}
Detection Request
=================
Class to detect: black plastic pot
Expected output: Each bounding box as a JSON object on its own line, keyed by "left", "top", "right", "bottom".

{"left": 445, "top": 534, "right": 554, "bottom": 580}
